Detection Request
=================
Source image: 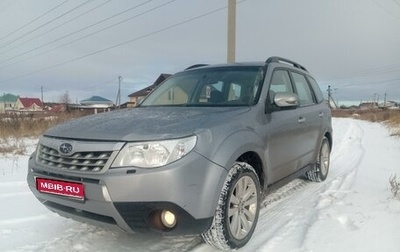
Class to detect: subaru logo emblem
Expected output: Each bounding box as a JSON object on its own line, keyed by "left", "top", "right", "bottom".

{"left": 59, "top": 143, "right": 73, "bottom": 155}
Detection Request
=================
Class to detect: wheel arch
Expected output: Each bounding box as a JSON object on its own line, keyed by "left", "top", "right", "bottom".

{"left": 206, "top": 130, "right": 268, "bottom": 190}
{"left": 324, "top": 131, "right": 333, "bottom": 150}
{"left": 237, "top": 151, "right": 266, "bottom": 189}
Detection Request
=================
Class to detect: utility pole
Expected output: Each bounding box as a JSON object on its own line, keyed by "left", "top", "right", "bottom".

{"left": 327, "top": 85, "right": 332, "bottom": 108}
{"left": 227, "top": 0, "right": 236, "bottom": 63}
{"left": 384, "top": 92, "right": 387, "bottom": 108}
{"left": 372, "top": 93, "right": 377, "bottom": 108}
{"left": 41, "top": 86, "right": 43, "bottom": 104}
{"left": 116, "top": 76, "right": 122, "bottom": 109}
{"left": 2, "top": 93, "right": 5, "bottom": 114}
{"left": 327, "top": 85, "right": 338, "bottom": 109}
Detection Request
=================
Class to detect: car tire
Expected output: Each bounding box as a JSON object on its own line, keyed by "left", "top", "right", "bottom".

{"left": 306, "top": 137, "right": 331, "bottom": 182}
{"left": 202, "top": 162, "right": 261, "bottom": 250}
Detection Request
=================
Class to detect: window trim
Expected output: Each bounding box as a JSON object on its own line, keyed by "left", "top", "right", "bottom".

{"left": 266, "top": 68, "right": 298, "bottom": 112}
{"left": 305, "top": 75, "right": 325, "bottom": 104}
{"left": 289, "top": 70, "right": 317, "bottom": 107}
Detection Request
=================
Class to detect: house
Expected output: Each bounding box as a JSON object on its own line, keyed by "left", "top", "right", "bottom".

{"left": 0, "top": 93, "right": 18, "bottom": 113}
{"left": 48, "top": 104, "right": 66, "bottom": 113}
{"left": 127, "top": 73, "right": 171, "bottom": 107}
{"left": 378, "top": 101, "right": 398, "bottom": 109}
{"left": 15, "top": 97, "right": 43, "bottom": 112}
{"left": 68, "top": 96, "right": 114, "bottom": 114}
{"left": 359, "top": 102, "right": 378, "bottom": 110}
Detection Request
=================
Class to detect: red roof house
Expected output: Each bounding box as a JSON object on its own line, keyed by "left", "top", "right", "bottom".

{"left": 49, "top": 104, "right": 65, "bottom": 113}
{"left": 15, "top": 97, "right": 43, "bottom": 111}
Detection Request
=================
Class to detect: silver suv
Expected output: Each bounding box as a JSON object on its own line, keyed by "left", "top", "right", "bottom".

{"left": 27, "top": 57, "right": 332, "bottom": 250}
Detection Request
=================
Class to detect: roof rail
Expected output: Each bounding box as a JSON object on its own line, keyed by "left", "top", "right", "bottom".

{"left": 265, "top": 57, "right": 308, "bottom": 72}
{"left": 185, "top": 64, "right": 209, "bottom": 70}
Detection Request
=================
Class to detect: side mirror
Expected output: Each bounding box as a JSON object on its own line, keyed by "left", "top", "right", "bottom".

{"left": 273, "top": 92, "right": 298, "bottom": 108}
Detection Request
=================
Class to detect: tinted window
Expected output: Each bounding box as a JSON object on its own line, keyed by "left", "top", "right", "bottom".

{"left": 292, "top": 72, "right": 315, "bottom": 106}
{"left": 307, "top": 76, "right": 324, "bottom": 103}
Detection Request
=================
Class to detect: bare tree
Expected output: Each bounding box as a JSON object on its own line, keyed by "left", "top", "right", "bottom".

{"left": 59, "top": 91, "right": 71, "bottom": 105}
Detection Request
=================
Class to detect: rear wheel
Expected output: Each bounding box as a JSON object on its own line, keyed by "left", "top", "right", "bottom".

{"left": 202, "top": 162, "right": 261, "bottom": 250}
{"left": 306, "top": 137, "right": 331, "bottom": 182}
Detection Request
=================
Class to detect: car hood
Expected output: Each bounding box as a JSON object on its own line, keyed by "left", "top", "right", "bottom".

{"left": 44, "top": 106, "right": 251, "bottom": 141}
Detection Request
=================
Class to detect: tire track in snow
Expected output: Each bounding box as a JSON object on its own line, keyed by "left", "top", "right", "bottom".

{"left": 191, "top": 118, "right": 366, "bottom": 251}
{"left": 0, "top": 181, "right": 30, "bottom": 198}
{"left": 248, "top": 119, "right": 366, "bottom": 251}
{"left": 4, "top": 119, "right": 367, "bottom": 252}
{"left": 12, "top": 224, "right": 201, "bottom": 252}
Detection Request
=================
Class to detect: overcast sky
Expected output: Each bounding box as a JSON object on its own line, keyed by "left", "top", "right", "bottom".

{"left": 0, "top": 0, "right": 399, "bottom": 104}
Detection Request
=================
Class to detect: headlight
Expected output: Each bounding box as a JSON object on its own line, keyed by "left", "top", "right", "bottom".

{"left": 111, "top": 135, "right": 197, "bottom": 168}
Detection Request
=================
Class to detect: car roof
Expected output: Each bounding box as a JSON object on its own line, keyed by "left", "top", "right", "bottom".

{"left": 184, "top": 57, "right": 309, "bottom": 73}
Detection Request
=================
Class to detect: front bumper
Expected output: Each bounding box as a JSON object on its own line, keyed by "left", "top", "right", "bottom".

{"left": 27, "top": 151, "right": 227, "bottom": 235}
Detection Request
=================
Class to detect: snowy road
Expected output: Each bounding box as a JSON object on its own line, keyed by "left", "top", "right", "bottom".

{"left": 1, "top": 118, "right": 400, "bottom": 252}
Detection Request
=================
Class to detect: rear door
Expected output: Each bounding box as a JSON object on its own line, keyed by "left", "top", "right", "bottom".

{"left": 290, "top": 71, "right": 322, "bottom": 168}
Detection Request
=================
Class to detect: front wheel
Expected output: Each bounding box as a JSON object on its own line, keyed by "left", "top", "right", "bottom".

{"left": 202, "top": 162, "right": 261, "bottom": 250}
{"left": 306, "top": 136, "right": 331, "bottom": 182}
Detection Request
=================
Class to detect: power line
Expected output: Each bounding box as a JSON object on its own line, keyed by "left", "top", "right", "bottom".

{"left": 0, "top": 0, "right": 250, "bottom": 84}
{"left": 337, "top": 76, "right": 400, "bottom": 88}
{"left": 321, "top": 62, "right": 400, "bottom": 81}
{"left": 0, "top": 0, "right": 157, "bottom": 65}
{"left": 0, "top": 0, "right": 69, "bottom": 42}
{"left": 371, "top": 0, "right": 400, "bottom": 21}
{"left": 1, "top": 0, "right": 112, "bottom": 55}
{"left": 0, "top": 0, "right": 172, "bottom": 68}
{"left": 0, "top": 0, "right": 93, "bottom": 50}
{"left": 393, "top": 0, "right": 400, "bottom": 7}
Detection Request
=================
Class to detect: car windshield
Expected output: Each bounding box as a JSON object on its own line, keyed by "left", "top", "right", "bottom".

{"left": 140, "top": 66, "right": 265, "bottom": 107}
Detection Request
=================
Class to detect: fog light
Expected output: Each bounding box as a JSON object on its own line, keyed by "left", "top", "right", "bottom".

{"left": 161, "top": 210, "right": 176, "bottom": 228}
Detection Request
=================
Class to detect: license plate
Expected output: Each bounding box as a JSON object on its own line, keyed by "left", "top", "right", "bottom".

{"left": 36, "top": 177, "right": 85, "bottom": 200}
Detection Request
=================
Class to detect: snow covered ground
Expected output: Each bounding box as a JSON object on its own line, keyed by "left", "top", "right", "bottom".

{"left": 1, "top": 118, "right": 400, "bottom": 252}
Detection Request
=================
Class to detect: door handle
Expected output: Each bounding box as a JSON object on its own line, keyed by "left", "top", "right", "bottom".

{"left": 298, "top": 117, "right": 306, "bottom": 123}
{"left": 319, "top": 112, "right": 324, "bottom": 118}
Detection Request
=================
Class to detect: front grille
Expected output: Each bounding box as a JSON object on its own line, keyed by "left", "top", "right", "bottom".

{"left": 37, "top": 144, "right": 112, "bottom": 172}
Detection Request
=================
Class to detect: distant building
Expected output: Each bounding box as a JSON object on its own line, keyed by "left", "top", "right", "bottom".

{"left": 15, "top": 97, "right": 43, "bottom": 112}
{"left": 0, "top": 93, "right": 19, "bottom": 113}
{"left": 68, "top": 96, "right": 114, "bottom": 114}
{"left": 359, "top": 102, "right": 378, "bottom": 110}
{"left": 127, "top": 73, "right": 171, "bottom": 107}
{"left": 378, "top": 101, "right": 398, "bottom": 109}
{"left": 48, "top": 104, "right": 66, "bottom": 113}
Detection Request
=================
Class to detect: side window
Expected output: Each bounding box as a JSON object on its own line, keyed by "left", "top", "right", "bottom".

{"left": 270, "top": 70, "right": 293, "bottom": 93}
{"left": 291, "top": 72, "right": 315, "bottom": 106}
{"left": 307, "top": 76, "right": 324, "bottom": 104}
{"left": 269, "top": 70, "right": 293, "bottom": 104}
